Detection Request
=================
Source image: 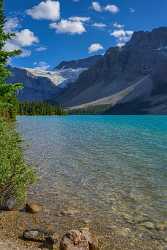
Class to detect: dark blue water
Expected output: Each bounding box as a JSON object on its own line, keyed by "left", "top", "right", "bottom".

{"left": 17, "top": 115, "right": 167, "bottom": 229}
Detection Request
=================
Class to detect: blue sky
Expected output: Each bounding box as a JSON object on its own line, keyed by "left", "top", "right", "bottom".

{"left": 5, "top": 0, "right": 167, "bottom": 70}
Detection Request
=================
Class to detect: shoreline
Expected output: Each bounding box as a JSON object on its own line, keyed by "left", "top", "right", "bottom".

{"left": 0, "top": 197, "right": 166, "bottom": 250}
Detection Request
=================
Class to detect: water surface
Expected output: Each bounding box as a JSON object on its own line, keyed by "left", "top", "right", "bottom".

{"left": 17, "top": 115, "right": 167, "bottom": 248}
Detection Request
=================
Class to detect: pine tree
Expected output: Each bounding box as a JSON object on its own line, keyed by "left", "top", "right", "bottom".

{"left": 0, "top": 0, "right": 22, "bottom": 119}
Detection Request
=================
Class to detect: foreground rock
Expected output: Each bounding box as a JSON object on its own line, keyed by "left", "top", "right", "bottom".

{"left": 23, "top": 229, "right": 58, "bottom": 245}
{"left": 25, "top": 203, "right": 42, "bottom": 214}
{"left": 60, "top": 228, "right": 98, "bottom": 250}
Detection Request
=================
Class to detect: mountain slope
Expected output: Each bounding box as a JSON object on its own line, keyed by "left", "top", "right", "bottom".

{"left": 57, "top": 27, "right": 167, "bottom": 114}
{"left": 7, "top": 55, "right": 101, "bottom": 102}
{"left": 8, "top": 66, "right": 61, "bottom": 102}
{"left": 55, "top": 55, "right": 102, "bottom": 70}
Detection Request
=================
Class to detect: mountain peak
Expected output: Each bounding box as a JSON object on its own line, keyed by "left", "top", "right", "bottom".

{"left": 127, "top": 27, "right": 167, "bottom": 49}
{"left": 55, "top": 55, "right": 102, "bottom": 70}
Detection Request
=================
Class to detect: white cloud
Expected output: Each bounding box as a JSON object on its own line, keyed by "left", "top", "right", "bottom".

{"left": 4, "top": 29, "right": 39, "bottom": 58}
{"left": 4, "top": 17, "right": 20, "bottom": 32}
{"left": 88, "top": 43, "right": 104, "bottom": 53}
{"left": 111, "top": 29, "right": 134, "bottom": 47}
{"left": 4, "top": 41, "right": 31, "bottom": 57}
{"left": 50, "top": 19, "right": 86, "bottom": 34}
{"left": 104, "top": 5, "right": 119, "bottom": 14}
{"left": 116, "top": 42, "right": 126, "bottom": 48}
{"left": 92, "top": 2, "right": 102, "bottom": 12}
{"left": 15, "top": 29, "right": 39, "bottom": 47}
{"left": 21, "top": 49, "right": 32, "bottom": 57}
{"left": 34, "top": 61, "right": 50, "bottom": 70}
{"left": 91, "top": 2, "right": 119, "bottom": 14}
{"left": 26, "top": 0, "right": 60, "bottom": 21}
{"left": 4, "top": 41, "right": 20, "bottom": 52}
{"left": 35, "top": 46, "right": 47, "bottom": 52}
{"left": 113, "top": 22, "right": 124, "bottom": 29}
{"left": 92, "top": 22, "right": 107, "bottom": 28}
{"left": 69, "top": 16, "right": 90, "bottom": 22}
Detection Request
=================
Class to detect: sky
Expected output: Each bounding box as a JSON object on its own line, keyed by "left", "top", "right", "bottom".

{"left": 4, "top": 0, "right": 167, "bottom": 70}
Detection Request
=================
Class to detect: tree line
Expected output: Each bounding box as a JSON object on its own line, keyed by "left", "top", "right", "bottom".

{"left": 18, "top": 102, "right": 66, "bottom": 116}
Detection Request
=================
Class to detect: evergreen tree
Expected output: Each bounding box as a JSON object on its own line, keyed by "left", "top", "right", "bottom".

{"left": 0, "top": 0, "right": 22, "bottom": 119}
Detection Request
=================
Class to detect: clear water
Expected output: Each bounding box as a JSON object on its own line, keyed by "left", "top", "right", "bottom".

{"left": 17, "top": 115, "right": 167, "bottom": 243}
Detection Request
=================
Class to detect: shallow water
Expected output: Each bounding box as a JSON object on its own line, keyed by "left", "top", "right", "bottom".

{"left": 17, "top": 115, "right": 167, "bottom": 248}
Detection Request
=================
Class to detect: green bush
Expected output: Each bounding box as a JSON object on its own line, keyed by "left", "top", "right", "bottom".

{"left": 0, "top": 118, "right": 36, "bottom": 207}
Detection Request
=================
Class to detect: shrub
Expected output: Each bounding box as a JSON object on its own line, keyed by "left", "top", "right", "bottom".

{"left": 0, "top": 118, "right": 36, "bottom": 208}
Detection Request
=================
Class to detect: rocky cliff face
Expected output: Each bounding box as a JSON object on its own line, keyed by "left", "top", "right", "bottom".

{"left": 55, "top": 55, "right": 102, "bottom": 70}
{"left": 57, "top": 27, "right": 167, "bottom": 114}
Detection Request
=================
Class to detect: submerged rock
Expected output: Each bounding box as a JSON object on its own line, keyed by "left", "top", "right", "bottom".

{"left": 116, "top": 227, "right": 131, "bottom": 237}
{"left": 141, "top": 222, "right": 155, "bottom": 230}
{"left": 60, "top": 209, "right": 79, "bottom": 217}
{"left": 25, "top": 203, "right": 42, "bottom": 214}
{"left": 155, "top": 223, "right": 167, "bottom": 231}
{"left": 60, "top": 228, "right": 98, "bottom": 250}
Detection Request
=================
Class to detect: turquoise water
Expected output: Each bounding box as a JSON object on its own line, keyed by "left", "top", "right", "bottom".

{"left": 17, "top": 115, "right": 167, "bottom": 235}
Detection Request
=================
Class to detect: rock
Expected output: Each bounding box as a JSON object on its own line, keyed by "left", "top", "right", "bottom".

{"left": 60, "top": 209, "right": 79, "bottom": 216}
{"left": 81, "top": 228, "right": 98, "bottom": 250}
{"left": 23, "top": 229, "right": 58, "bottom": 245}
{"left": 0, "top": 197, "right": 17, "bottom": 211}
{"left": 163, "top": 237, "right": 167, "bottom": 243}
{"left": 47, "top": 232, "right": 59, "bottom": 245}
{"left": 23, "top": 229, "right": 48, "bottom": 242}
{"left": 116, "top": 228, "right": 131, "bottom": 237}
{"left": 156, "top": 223, "right": 167, "bottom": 231}
{"left": 141, "top": 222, "right": 155, "bottom": 230}
{"left": 60, "top": 229, "right": 98, "bottom": 250}
{"left": 122, "top": 213, "right": 134, "bottom": 224}
{"left": 25, "top": 203, "right": 42, "bottom": 214}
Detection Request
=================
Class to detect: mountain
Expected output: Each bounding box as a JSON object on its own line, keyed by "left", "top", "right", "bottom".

{"left": 7, "top": 67, "right": 86, "bottom": 102}
{"left": 57, "top": 27, "right": 167, "bottom": 114}
{"left": 7, "top": 55, "right": 101, "bottom": 102}
{"left": 55, "top": 55, "right": 102, "bottom": 70}
{"left": 7, "top": 67, "right": 61, "bottom": 102}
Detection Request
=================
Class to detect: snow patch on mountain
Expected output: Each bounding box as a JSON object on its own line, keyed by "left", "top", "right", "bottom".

{"left": 25, "top": 67, "right": 87, "bottom": 88}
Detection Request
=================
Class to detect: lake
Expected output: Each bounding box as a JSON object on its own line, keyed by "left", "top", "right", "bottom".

{"left": 17, "top": 115, "right": 167, "bottom": 249}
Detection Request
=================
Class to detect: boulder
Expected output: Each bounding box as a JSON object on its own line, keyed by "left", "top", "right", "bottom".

{"left": 60, "top": 229, "right": 98, "bottom": 250}
{"left": 25, "top": 203, "right": 42, "bottom": 213}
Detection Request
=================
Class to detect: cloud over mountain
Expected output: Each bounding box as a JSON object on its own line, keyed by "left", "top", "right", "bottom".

{"left": 88, "top": 43, "right": 104, "bottom": 53}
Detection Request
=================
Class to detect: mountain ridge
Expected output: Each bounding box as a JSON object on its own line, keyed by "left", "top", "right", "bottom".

{"left": 57, "top": 27, "right": 167, "bottom": 114}
{"left": 8, "top": 27, "right": 167, "bottom": 114}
